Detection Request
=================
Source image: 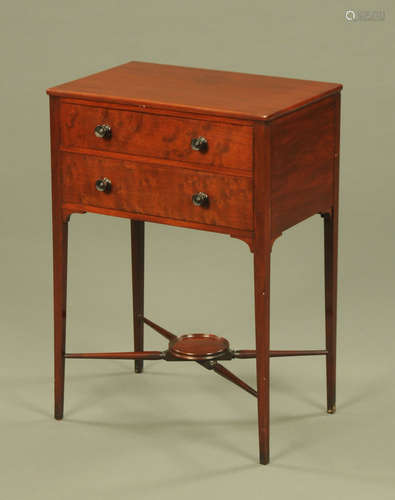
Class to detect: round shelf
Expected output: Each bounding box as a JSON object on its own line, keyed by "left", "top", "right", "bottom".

{"left": 168, "top": 334, "right": 230, "bottom": 361}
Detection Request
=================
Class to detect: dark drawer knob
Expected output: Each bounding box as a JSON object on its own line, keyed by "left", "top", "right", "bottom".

{"left": 192, "top": 192, "right": 209, "bottom": 207}
{"left": 191, "top": 136, "right": 208, "bottom": 153}
{"left": 95, "top": 177, "right": 112, "bottom": 193}
{"left": 94, "top": 124, "right": 112, "bottom": 139}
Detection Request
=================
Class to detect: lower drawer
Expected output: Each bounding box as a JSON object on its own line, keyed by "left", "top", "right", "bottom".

{"left": 60, "top": 152, "right": 253, "bottom": 231}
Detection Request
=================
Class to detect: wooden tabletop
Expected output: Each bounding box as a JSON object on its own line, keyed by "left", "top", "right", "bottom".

{"left": 47, "top": 61, "right": 342, "bottom": 121}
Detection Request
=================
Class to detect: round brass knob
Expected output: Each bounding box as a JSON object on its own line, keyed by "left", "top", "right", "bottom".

{"left": 94, "top": 124, "right": 112, "bottom": 139}
{"left": 192, "top": 192, "right": 209, "bottom": 207}
{"left": 95, "top": 177, "right": 112, "bottom": 193}
{"left": 191, "top": 136, "right": 208, "bottom": 153}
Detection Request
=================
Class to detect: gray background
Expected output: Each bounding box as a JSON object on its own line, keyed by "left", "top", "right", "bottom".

{"left": 1, "top": 1, "right": 394, "bottom": 499}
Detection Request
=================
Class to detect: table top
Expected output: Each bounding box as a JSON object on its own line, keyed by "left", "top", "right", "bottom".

{"left": 47, "top": 61, "right": 342, "bottom": 121}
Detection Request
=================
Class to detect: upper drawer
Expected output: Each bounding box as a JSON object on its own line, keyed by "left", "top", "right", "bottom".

{"left": 59, "top": 102, "right": 253, "bottom": 172}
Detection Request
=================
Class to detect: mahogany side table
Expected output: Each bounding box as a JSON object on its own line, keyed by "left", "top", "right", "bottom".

{"left": 47, "top": 61, "right": 342, "bottom": 464}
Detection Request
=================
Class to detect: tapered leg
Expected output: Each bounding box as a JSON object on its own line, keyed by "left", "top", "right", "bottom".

{"left": 53, "top": 216, "right": 68, "bottom": 420}
{"left": 254, "top": 248, "right": 271, "bottom": 464}
{"left": 131, "top": 220, "right": 145, "bottom": 373}
{"left": 324, "top": 209, "right": 338, "bottom": 414}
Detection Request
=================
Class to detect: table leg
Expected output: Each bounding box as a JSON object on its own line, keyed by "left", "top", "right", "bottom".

{"left": 131, "top": 220, "right": 145, "bottom": 373}
{"left": 324, "top": 209, "right": 338, "bottom": 414}
{"left": 254, "top": 248, "right": 271, "bottom": 464}
{"left": 53, "top": 216, "right": 68, "bottom": 420}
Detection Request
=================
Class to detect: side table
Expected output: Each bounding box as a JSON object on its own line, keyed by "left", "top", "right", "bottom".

{"left": 47, "top": 61, "right": 342, "bottom": 464}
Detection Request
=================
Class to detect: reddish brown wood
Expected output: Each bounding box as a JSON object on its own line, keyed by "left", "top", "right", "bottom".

{"left": 229, "top": 232, "right": 254, "bottom": 252}
{"left": 325, "top": 93, "right": 341, "bottom": 414}
{"left": 47, "top": 61, "right": 341, "bottom": 121}
{"left": 169, "top": 334, "right": 229, "bottom": 361}
{"left": 59, "top": 101, "right": 253, "bottom": 172}
{"left": 62, "top": 201, "right": 253, "bottom": 245}
{"left": 60, "top": 151, "right": 253, "bottom": 231}
{"left": 131, "top": 220, "right": 144, "bottom": 373}
{"left": 233, "top": 350, "right": 257, "bottom": 359}
{"left": 234, "top": 350, "right": 328, "bottom": 358}
{"left": 270, "top": 95, "right": 337, "bottom": 238}
{"left": 65, "top": 351, "right": 164, "bottom": 360}
{"left": 48, "top": 61, "right": 342, "bottom": 465}
{"left": 253, "top": 122, "right": 272, "bottom": 465}
{"left": 143, "top": 317, "right": 177, "bottom": 341}
{"left": 270, "top": 350, "right": 327, "bottom": 357}
{"left": 60, "top": 145, "right": 252, "bottom": 179}
{"left": 60, "top": 97, "right": 254, "bottom": 125}
{"left": 209, "top": 363, "right": 258, "bottom": 398}
{"left": 50, "top": 96, "right": 68, "bottom": 420}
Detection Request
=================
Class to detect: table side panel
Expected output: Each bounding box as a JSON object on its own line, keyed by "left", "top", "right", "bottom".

{"left": 270, "top": 94, "right": 338, "bottom": 237}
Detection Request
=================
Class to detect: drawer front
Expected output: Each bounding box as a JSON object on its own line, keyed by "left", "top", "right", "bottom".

{"left": 60, "top": 153, "right": 253, "bottom": 231}
{"left": 59, "top": 102, "right": 253, "bottom": 172}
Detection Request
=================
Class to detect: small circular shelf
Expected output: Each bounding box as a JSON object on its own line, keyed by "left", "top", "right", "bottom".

{"left": 168, "top": 334, "right": 230, "bottom": 361}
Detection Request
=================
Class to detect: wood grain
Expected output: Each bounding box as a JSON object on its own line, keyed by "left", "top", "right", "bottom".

{"left": 131, "top": 220, "right": 144, "bottom": 373}
{"left": 270, "top": 95, "right": 337, "bottom": 238}
{"left": 324, "top": 93, "right": 341, "bottom": 414}
{"left": 60, "top": 152, "right": 253, "bottom": 231}
{"left": 253, "top": 122, "right": 272, "bottom": 465}
{"left": 49, "top": 96, "right": 68, "bottom": 420}
{"left": 48, "top": 61, "right": 342, "bottom": 465}
{"left": 47, "top": 61, "right": 342, "bottom": 121}
{"left": 65, "top": 351, "right": 163, "bottom": 360}
{"left": 59, "top": 101, "right": 253, "bottom": 172}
